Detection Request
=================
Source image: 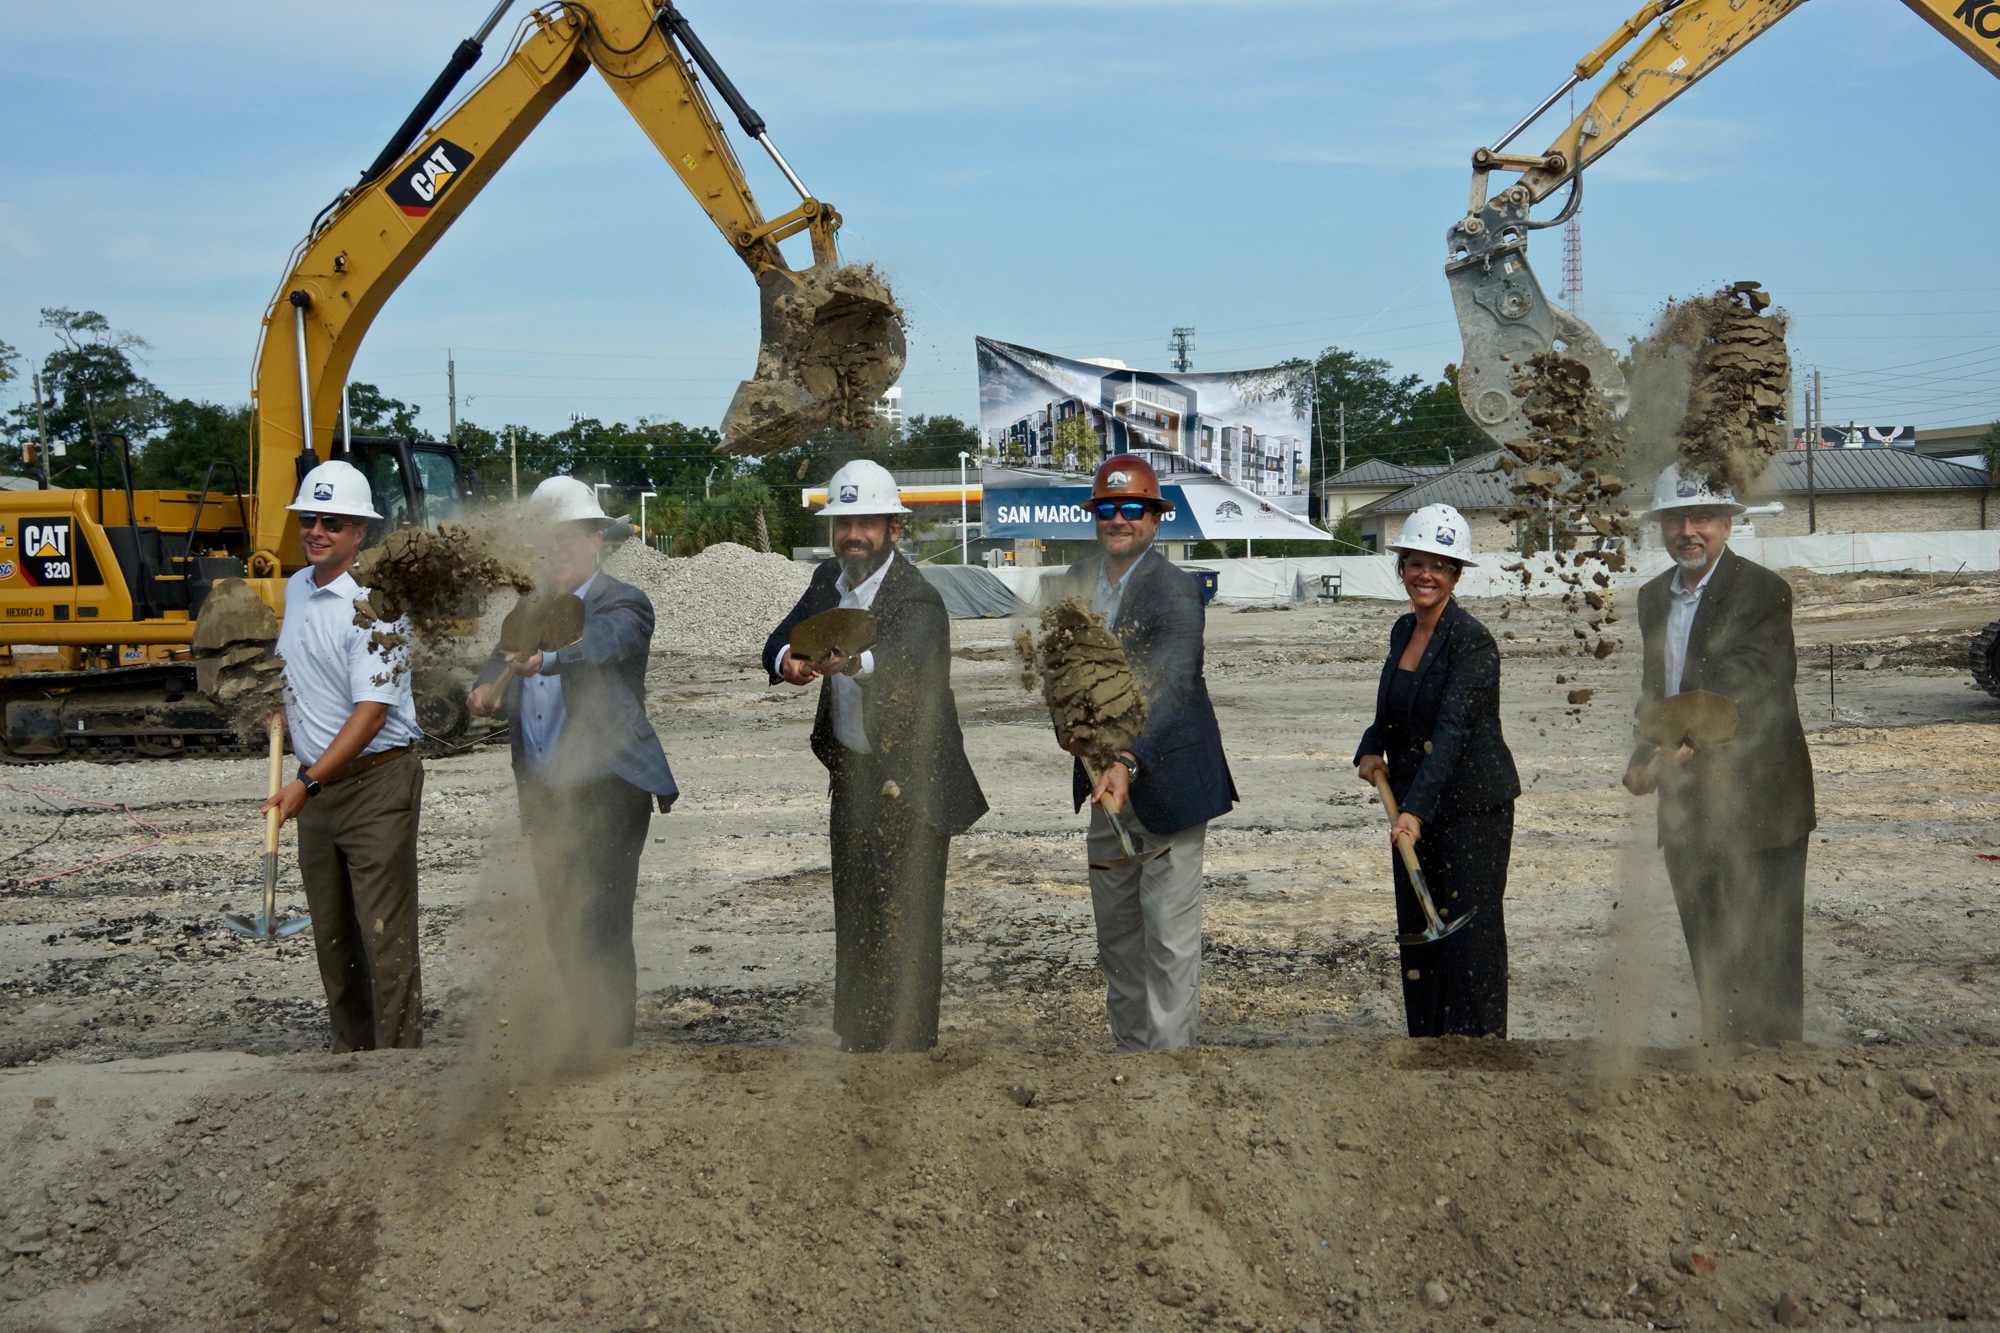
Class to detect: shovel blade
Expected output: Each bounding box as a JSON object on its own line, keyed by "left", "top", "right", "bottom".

{"left": 223, "top": 911, "right": 313, "bottom": 942}
{"left": 1089, "top": 843, "right": 1169, "bottom": 871}
{"left": 1396, "top": 906, "right": 1478, "bottom": 948}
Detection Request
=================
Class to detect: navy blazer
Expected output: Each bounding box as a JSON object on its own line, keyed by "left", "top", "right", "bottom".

{"left": 473, "top": 572, "right": 678, "bottom": 809}
{"left": 763, "top": 554, "right": 988, "bottom": 837}
{"left": 1630, "top": 546, "right": 1815, "bottom": 852}
{"left": 1355, "top": 597, "right": 1519, "bottom": 825}
{"left": 1055, "top": 551, "right": 1237, "bottom": 837}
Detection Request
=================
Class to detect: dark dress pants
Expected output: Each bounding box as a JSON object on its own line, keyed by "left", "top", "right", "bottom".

{"left": 1664, "top": 834, "right": 1807, "bottom": 1046}
{"left": 1391, "top": 802, "right": 1512, "bottom": 1038}
{"left": 829, "top": 751, "right": 949, "bottom": 1053}
{"left": 519, "top": 772, "right": 653, "bottom": 1048}
{"left": 297, "top": 753, "right": 425, "bottom": 1051}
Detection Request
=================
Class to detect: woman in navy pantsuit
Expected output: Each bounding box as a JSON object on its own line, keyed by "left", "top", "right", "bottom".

{"left": 1353, "top": 503, "right": 1521, "bottom": 1037}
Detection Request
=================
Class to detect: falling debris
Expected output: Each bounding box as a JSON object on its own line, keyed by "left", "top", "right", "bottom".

{"left": 191, "top": 579, "right": 285, "bottom": 739}
{"left": 1016, "top": 597, "right": 1147, "bottom": 771}
{"left": 351, "top": 526, "right": 537, "bottom": 682}
{"left": 721, "top": 263, "right": 907, "bottom": 456}
{"left": 1658, "top": 281, "right": 1791, "bottom": 499}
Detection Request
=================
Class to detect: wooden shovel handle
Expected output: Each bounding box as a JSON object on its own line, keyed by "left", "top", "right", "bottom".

{"left": 265, "top": 714, "right": 285, "bottom": 855}
{"left": 1081, "top": 758, "right": 1123, "bottom": 819}
{"left": 1370, "top": 772, "right": 1424, "bottom": 877}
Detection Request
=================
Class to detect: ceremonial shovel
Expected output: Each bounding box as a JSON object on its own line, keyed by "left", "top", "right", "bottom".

{"left": 1082, "top": 759, "right": 1168, "bottom": 871}
{"left": 224, "top": 713, "right": 312, "bottom": 942}
{"left": 1370, "top": 772, "right": 1474, "bottom": 946}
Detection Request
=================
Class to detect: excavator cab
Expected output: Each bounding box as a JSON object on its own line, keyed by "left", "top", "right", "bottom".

{"left": 337, "top": 436, "right": 468, "bottom": 540}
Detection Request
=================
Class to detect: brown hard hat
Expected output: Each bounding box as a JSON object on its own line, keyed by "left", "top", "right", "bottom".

{"left": 1090, "top": 454, "right": 1162, "bottom": 504}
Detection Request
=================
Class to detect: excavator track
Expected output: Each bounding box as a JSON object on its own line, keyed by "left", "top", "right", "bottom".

{"left": 0, "top": 663, "right": 256, "bottom": 763}
{"left": 1971, "top": 621, "right": 2000, "bottom": 699}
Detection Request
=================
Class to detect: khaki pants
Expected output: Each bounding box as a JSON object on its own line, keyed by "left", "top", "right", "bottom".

{"left": 297, "top": 752, "right": 425, "bottom": 1051}
{"left": 1087, "top": 806, "right": 1207, "bottom": 1052}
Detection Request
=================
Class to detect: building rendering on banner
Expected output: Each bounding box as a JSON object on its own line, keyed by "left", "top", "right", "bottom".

{"left": 976, "top": 337, "right": 1309, "bottom": 506}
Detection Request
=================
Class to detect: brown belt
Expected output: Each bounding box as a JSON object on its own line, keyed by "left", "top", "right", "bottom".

{"left": 323, "top": 745, "right": 411, "bottom": 785}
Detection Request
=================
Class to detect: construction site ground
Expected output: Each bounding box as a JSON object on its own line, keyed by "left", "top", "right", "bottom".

{"left": 1, "top": 570, "right": 1996, "bottom": 1331}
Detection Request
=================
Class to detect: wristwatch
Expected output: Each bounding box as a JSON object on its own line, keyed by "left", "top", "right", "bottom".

{"left": 1117, "top": 754, "right": 1139, "bottom": 778}
{"left": 297, "top": 767, "right": 323, "bottom": 799}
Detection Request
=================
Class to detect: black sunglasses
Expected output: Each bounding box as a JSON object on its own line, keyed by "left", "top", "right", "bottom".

{"left": 1093, "top": 501, "right": 1153, "bottom": 522}
{"left": 295, "top": 513, "right": 356, "bottom": 533}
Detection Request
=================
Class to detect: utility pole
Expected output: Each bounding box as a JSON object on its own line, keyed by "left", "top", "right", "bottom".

{"left": 1169, "top": 327, "right": 1195, "bottom": 373}
{"left": 447, "top": 351, "right": 458, "bottom": 446}
{"left": 30, "top": 371, "right": 50, "bottom": 488}
{"left": 1807, "top": 368, "right": 1822, "bottom": 534}
{"left": 1338, "top": 401, "right": 1347, "bottom": 475}
{"left": 508, "top": 425, "right": 518, "bottom": 501}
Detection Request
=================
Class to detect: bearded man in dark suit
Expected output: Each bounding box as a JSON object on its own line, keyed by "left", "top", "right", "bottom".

{"left": 1623, "top": 464, "right": 1816, "bottom": 1046}
{"left": 765, "top": 460, "right": 987, "bottom": 1053}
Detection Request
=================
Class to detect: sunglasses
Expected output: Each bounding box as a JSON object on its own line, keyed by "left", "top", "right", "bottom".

{"left": 1093, "top": 501, "right": 1153, "bottom": 522}
{"left": 295, "top": 513, "right": 357, "bottom": 533}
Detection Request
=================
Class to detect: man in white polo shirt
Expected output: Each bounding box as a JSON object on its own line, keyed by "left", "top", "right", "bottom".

{"left": 263, "top": 460, "right": 425, "bottom": 1051}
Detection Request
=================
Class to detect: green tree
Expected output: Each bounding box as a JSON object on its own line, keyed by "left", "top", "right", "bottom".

{"left": 344, "top": 382, "right": 421, "bottom": 435}
{"left": 6, "top": 308, "right": 164, "bottom": 486}
{"left": 1054, "top": 414, "right": 1098, "bottom": 475}
{"left": 1982, "top": 420, "right": 2000, "bottom": 479}
{"left": 1403, "top": 363, "right": 1492, "bottom": 466}
{"left": 0, "top": 337, "right": 18, "bottom": 391}
{"left": 135, "top": 399, "right": 254, "bottom": 491}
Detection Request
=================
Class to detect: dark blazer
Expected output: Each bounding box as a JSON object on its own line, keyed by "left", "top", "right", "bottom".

{"left": 763, "top": 554, "right": 988, "bottom": 837}
{"left": 1054, "top": 551, "right": 1237, "bottom": 837}
{"left": 473, "top": 572, "right": 678, "bottom": 808}
{"left": 1630, "top": 546, "right": 1815, "bottom": 851}
{"left": 1355, "top": 597, "right": 1520, "bottom": 825}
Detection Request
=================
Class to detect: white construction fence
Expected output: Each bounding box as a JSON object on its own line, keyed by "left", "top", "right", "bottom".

{"left": 986, "top": 530, "right": 2000, "bottom": 609}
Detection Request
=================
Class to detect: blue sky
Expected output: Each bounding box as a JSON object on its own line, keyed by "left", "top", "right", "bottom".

{"left": 4, "top": 1, "right": 1995, "bottom": 441}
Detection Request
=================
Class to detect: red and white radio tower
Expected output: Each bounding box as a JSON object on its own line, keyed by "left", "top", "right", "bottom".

{"left": 1558, "top": 88, "right": 1583, "bottom": 312}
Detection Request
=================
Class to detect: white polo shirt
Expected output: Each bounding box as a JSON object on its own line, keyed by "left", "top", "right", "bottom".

{"left": 274, "top": 565, "right": 421, "bottom": 768}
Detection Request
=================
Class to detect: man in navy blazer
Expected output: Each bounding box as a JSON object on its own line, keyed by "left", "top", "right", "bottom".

{"left": 765, "top": 460, "right": 986, "bottom": 1053}
{"left": 469, "top": 477, "right": 678, "bottom": 1049}
{"left": 1055, "top": 455, "right": 1235, "bottom": 1051}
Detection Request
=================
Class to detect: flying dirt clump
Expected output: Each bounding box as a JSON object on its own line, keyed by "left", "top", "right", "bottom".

{"left": 1657, "top": 280, "right": 1791, "bottom": 498}
{"left": 1015, "top": 597, "right": 1146, "bottom": 771}
{"left": 1492, "top": 351, "right": 1630, "bottom": 676}
{"left": 352, "top": 525, "right": 537, "bottom": 679}
{"left": 191, "top": 577, "right": 286, "bottom": 738}
{"left": 721, "top": 263, "right": 907, "bottom": 457}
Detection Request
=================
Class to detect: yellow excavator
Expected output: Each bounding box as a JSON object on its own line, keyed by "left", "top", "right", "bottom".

{"left": 1444, "top": 0, "right": 2000, "bottom": 693}
{"left": 1448, "top": 0, "right": 1998, "bottom": 448}
{"left": 0, "top": 0, "right": 903, "bottom": 759}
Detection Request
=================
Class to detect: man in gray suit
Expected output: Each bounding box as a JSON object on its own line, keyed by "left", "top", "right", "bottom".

{"left": 469, "top": 477, "right": 678, "bottom": 1048}
{"left": 1623, "top": 464, "right": 1815, "bottom": 1046}
{"left": 1057, "top": 455, "right": 1236, "bottom": 1051}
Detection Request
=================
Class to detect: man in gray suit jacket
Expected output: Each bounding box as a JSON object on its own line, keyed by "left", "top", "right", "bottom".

{"left": 469, "top": 477, "right": 678, "bottom": 1048}
{"left": 1623, "top": 465, "right": 1814, "bottom": 1046}
{"left": 1056, "top": 455, "right": 1235, "bottom": 1052}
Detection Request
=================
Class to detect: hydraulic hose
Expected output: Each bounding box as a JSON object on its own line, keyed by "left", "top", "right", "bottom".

{"left": 354, "top": 0, "right": 515, "bottom": 189}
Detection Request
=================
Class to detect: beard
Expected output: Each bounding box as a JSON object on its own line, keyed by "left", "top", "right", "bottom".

{"left": 838, "top": 543, "right": 891, "bottom": 585}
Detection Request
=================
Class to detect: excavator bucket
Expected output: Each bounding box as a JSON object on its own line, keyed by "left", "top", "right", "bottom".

{"left": 1445, "top": 199, "right": 1627, "bottom": 449}
{"left": 720, "top": 262, "right": 907, "bottom": 457}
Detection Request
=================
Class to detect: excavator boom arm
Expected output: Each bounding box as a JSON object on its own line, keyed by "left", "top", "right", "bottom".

{"left": 250, "top": 1, "right": 858, "bottom": 568}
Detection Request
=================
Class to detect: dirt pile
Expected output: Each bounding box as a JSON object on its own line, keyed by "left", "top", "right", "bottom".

{"left": 189, "top": 579, "right": 284, "bottom": 739}
{"left": 1016, "top": 596, "right": 1146, "bottom": 770}
{"left": 603, "top": 540, "right": 813, "bottom": 659}
{"left": 1, "top": 1041, "right": 1995, "bottom": 1333}
{"left": 721, "top": 263, "right": 907, "bottom": 457}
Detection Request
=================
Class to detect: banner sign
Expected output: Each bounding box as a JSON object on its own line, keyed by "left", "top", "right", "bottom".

{"left": 1790, "top": 425, "right": 1917, "bottom": 449}
{"left": 976, "top": 337, "right": 1312, "bottom": 507}
{"left": 983, "top": 486, "right": 1199, "bottom": 541}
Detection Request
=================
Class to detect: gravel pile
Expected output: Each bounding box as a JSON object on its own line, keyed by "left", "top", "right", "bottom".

{"left": 605, "top": 540, "right": 815, "bottom": 659}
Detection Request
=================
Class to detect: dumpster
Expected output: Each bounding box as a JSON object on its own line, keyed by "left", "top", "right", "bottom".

{"left": 1184, "top": 567, "right": 1219, "bottom": 605}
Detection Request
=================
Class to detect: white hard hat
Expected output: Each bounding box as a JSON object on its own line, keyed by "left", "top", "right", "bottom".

{"left": 817, "top": 459, "right": 910, "bottom": 516}
{"left": 1643, "top": 463, "right": 1745, "bottom": 519}
{"left": 287, "top": 459, "right": 382, "bottom": 520}
{"left": 531, "top": 475, "right": 613, "bottom": 525}
{"left": 1387, "top": 502, "right": 1478, "bottom": 567}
